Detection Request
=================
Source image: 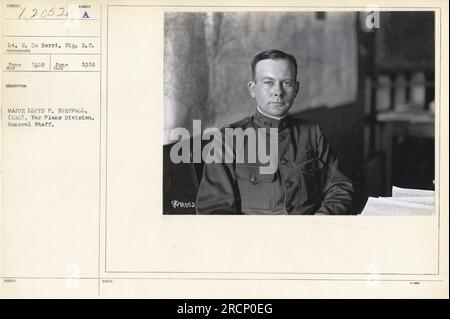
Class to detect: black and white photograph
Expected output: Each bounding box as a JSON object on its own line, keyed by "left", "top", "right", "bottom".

{"left": 163, "top": 11, "right": 436, "bottom": 215}
{"left": 1, "top": 0, "right": 446, "bottom": 299}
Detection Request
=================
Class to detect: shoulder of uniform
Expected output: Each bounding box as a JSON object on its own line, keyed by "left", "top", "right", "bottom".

{"left": 289, "top": 116, "right": 317, "bottom": 128}
{"left": 223, "top": 116, "right": 252, "bottom": 129}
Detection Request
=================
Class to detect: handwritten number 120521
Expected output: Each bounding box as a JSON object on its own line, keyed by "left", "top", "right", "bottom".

{"left": 18, "top": 7, "right": 68, "bottom": 19}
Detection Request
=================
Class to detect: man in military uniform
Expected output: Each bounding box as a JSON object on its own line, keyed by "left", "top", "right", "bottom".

{"left": 196, "top": 49, "right": 354, "bottom": 215}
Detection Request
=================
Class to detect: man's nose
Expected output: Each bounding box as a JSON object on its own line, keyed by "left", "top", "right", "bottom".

{"left": 272, "top": 82, "right": 284, "bottom": 96}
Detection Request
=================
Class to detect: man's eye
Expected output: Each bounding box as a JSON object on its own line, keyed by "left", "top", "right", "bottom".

{"left": 264, "top": 81, "right": 273, "bottom": 86}
{"left": 283, "top": 82, "right": 293, "bottom": 87}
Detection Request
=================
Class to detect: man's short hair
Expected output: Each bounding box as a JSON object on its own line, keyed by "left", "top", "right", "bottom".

{"left": 251, "top": 49, "right": 298, "bottom": 80}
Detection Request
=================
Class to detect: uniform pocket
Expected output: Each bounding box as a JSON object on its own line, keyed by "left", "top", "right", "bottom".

{"left": 293, "top": 157, "right": 323, "bottom": 205}
{"left": 295, "top": 157, "right": 320, "bottom": 175}
{"left": 235, "top": 164, "right": 276, "bottom": 211}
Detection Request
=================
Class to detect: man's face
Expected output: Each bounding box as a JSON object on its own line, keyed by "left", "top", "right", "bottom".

{"left": 248, "top": 58, "right": 299, "bottom": 117}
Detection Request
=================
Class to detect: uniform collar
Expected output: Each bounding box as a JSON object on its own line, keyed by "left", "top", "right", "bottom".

{"left": 253, "top": 108, "right": 290, "bottom": 130}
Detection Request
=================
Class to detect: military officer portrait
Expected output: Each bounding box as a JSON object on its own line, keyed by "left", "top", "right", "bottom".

{"left": 195, "top": 49, "right": 355, "bottom": 215}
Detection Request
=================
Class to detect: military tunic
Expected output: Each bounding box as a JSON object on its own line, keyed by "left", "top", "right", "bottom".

{"left": 195, "top": 110, "right": 355, "bottom": 215}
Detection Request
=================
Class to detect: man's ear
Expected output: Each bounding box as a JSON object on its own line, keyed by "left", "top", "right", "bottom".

{"left": 247, "top": 81, "right": 256, "bottom": 98}
{"left": 294, "top": 81, "right": 300, "bottom": 97}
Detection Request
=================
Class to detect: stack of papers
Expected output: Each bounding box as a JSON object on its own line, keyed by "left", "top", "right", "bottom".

{"left": 361, "top": 186, "right": 435, "bottom": 216}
